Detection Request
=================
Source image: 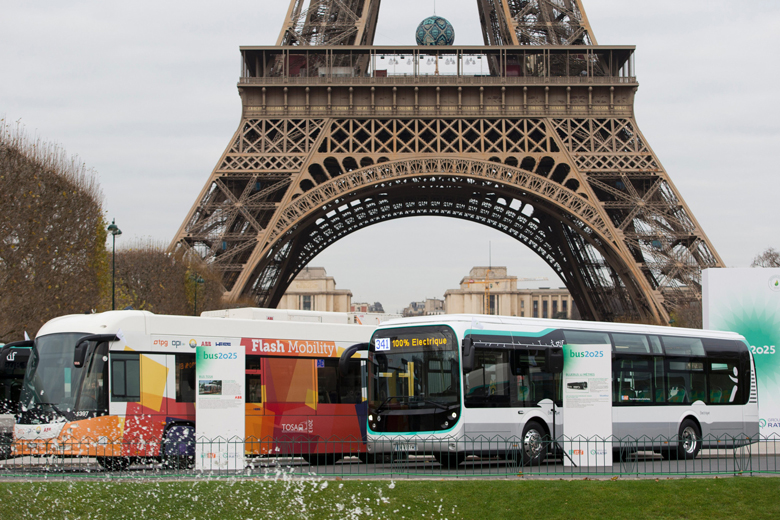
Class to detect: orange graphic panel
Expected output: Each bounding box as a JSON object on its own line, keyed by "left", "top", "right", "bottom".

{"left": 264, "top": 358, "right": 317, "bottom": 411}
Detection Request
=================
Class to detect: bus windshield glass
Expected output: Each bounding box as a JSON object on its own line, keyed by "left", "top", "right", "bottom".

{"left": 20, "top": 333, "right": 89, "bottom": 422}
{"left": 369, "top": 326, "right": 459, "bottom": 432}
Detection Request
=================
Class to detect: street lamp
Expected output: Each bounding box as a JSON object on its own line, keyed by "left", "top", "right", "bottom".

{"left": 191, "top": 274, "right": 205, "bottom": 316}
{"left": 107, "top": 219, "right": 122, "bottom": 310}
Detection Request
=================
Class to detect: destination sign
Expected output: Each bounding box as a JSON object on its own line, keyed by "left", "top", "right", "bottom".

{"left": 373, "top": 327, "right": 454, "bottom": 353}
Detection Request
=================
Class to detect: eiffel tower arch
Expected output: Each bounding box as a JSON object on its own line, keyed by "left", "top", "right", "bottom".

{"left": 171, "top": 0, "right": 724, "bottom": 324}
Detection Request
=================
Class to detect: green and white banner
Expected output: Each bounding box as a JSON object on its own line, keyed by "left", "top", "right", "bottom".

{"left": 703, "top": 268, "right": 780, "bottom": 436}
{"left": 195, "top": 341, "right": 245, "bottom": 471}
{"left": 562, "top": 338, "right": 613, "bottom": 467}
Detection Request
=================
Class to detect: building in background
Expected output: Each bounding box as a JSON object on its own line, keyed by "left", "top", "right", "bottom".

{"left": 402, "top": 298, "right": 445, "bottom": 317}
{"left": 444, "top": 266, "right": 577, "bottom": 319}
{"left": 351, "top": 302, "right": 385, "bottom": 313}
{"left": 276, "top": 267, "right": 352, "bottom": 312}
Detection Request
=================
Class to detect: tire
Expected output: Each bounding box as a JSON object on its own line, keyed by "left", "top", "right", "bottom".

{"left": 676, "top": 419, "right": 702, "bottom": 460}
{"left": 162, "top": 425, "right": 195, "bottom": 470}
{"left": 518, "top": 421, "right": 548, "bottom": 466}
{"left": 96, "top": 456, "right": 132, "bottom": 471}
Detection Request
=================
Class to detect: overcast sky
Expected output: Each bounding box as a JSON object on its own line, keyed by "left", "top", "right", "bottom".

{"left": 2, "top": 1, "right": 779, "bottom": 313}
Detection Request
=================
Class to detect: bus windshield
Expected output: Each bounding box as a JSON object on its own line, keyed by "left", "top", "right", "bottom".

{"left": 369, "top": 326, "right": 459, "bottom": 433}
{"left": 20, "top": 333, "right": 89, "bottom": 422}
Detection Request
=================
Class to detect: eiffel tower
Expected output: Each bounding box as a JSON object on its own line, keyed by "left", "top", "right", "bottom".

{"left": 170, "top": 0, "right": 724, "bottom": 324}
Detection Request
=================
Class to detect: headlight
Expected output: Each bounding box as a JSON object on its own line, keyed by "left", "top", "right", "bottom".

{"left": 368, "top": 414, "right": 374, "bottom": 422}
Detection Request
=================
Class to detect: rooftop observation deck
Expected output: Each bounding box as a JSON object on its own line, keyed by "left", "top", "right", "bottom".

{"left": 239, "top": 45, "right": 637, "bottom": 86}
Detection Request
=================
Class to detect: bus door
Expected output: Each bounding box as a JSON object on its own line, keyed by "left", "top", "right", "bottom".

{"left": 244, "top": 355, "right": 267, "bottom": 454}
{"left": 112, "top": 351, "right": 168, "bottom": 455}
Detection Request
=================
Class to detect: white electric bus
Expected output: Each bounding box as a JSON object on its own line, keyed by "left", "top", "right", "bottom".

{"left": 15, "top": 310, "right": 374, "bottom": 469}
{"left": 364, "top": 315, "right": 758, "bottom": 467}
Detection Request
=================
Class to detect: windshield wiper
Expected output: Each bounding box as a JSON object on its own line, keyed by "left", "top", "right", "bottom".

{"left": 30, "top": 402, "right": 69, "bottom": 417}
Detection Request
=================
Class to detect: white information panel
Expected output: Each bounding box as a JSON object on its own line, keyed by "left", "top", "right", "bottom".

{"left": 562, "top": 337, "right": 613, "bottom": 467}
{"left": 704, "top": 268, "right": 780, "bottom": 436}
{"left": 195, "top": 341, "right": 245, "bottom": 471}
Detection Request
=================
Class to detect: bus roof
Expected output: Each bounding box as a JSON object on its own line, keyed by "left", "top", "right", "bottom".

{"left": 36, "top": 310, "right": 376, "bottom": 344}
{"left": 375, "top": 314, "right": 744, "bottom": 340}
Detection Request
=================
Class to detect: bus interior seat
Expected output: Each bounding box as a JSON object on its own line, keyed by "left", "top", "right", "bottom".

{"left": 690, "top": 389, "right": 706, "bottom": 402}
{"left": 710, "top": 387, "right": 723, "bottom": 403}
{"left": 655, "top": 388, "right": 665, "bottom": 402}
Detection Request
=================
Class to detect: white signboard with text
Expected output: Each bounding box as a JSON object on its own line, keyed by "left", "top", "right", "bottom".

{"left": 562, "top": 337, "right": 613, "bottom": 467}
{"left": 195, "top": 340, "right": 245, "bottom": 471}
{"left": 704, "top": 268, "right": 779, "bottom": 436}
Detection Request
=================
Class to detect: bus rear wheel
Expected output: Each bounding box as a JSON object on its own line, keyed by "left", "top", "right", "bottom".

{"left": 676, "top": 419, "right": 702, "bottom": 460}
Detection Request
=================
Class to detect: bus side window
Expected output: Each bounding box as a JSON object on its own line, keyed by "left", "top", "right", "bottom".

{"left": 653, "top": 358, "right": 665, "bottom": 403}
{"left": 317, "top": 360, "right": 338, "bottom": 404}
{"left": 111, "top": 352, "right": 141, "bottom": 403}
{"left": 464, "top": 350, "right": 511, "bottom": 408}
{"left": 315, "top": 359, "right": 362, "bottom": 404}
{"left": 175, "top": 354, "right": 196, "bottom": 403}
{"left": 708, "top": 360, "right": 742, "bottom": 404}
{"left": 246, "top": 355, "right": 263, "bottom": 403}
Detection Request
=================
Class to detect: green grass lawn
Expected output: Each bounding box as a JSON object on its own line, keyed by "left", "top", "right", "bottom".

{"left": 1, "top": 477, "right": 779, "bottom": 519}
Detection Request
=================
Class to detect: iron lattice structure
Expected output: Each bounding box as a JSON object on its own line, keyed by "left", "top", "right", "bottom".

{"left": 171, "top": 0, "right": 723, "bottom": 323}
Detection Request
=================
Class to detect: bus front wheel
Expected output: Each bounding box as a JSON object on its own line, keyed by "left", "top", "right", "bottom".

{"left": 519, "top": 421, "right": 548, "bottom": 466}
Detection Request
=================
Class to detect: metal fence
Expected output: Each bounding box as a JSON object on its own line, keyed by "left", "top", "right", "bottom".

{"left": 2, "top": 433, "right": 778, "bottom": 479}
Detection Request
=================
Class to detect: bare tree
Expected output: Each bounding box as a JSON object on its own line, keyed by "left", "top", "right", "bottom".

{"left": 111, "top": 241, "right": 224, "bottom": 315}
{"left": 752, "top": 247, "right": 780, "bottom": 268}
{"left": 0, "top": 120, "right": 107, "bottom": 342}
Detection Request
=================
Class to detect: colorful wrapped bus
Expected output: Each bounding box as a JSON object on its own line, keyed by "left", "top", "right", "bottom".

{"left": 14, "top": 310, "right": 374, "bottom": 470}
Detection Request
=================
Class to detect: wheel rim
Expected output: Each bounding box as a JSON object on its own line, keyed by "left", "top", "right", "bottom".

{"left": 523, "top": 428, "right": 543, "bottom": 459}
{"left": 681, "top": 426, "right": 698, "bottom": 454}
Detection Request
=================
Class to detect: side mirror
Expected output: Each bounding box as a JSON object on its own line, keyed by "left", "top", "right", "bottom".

{"left": 545, "top": 346, "right": 564, "bottom": 374}
{"left": 462, "top": 337, "right": 475, "bottom": 373}
{"left": 74, "top": 341, "right": 89, "bottom": 368}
